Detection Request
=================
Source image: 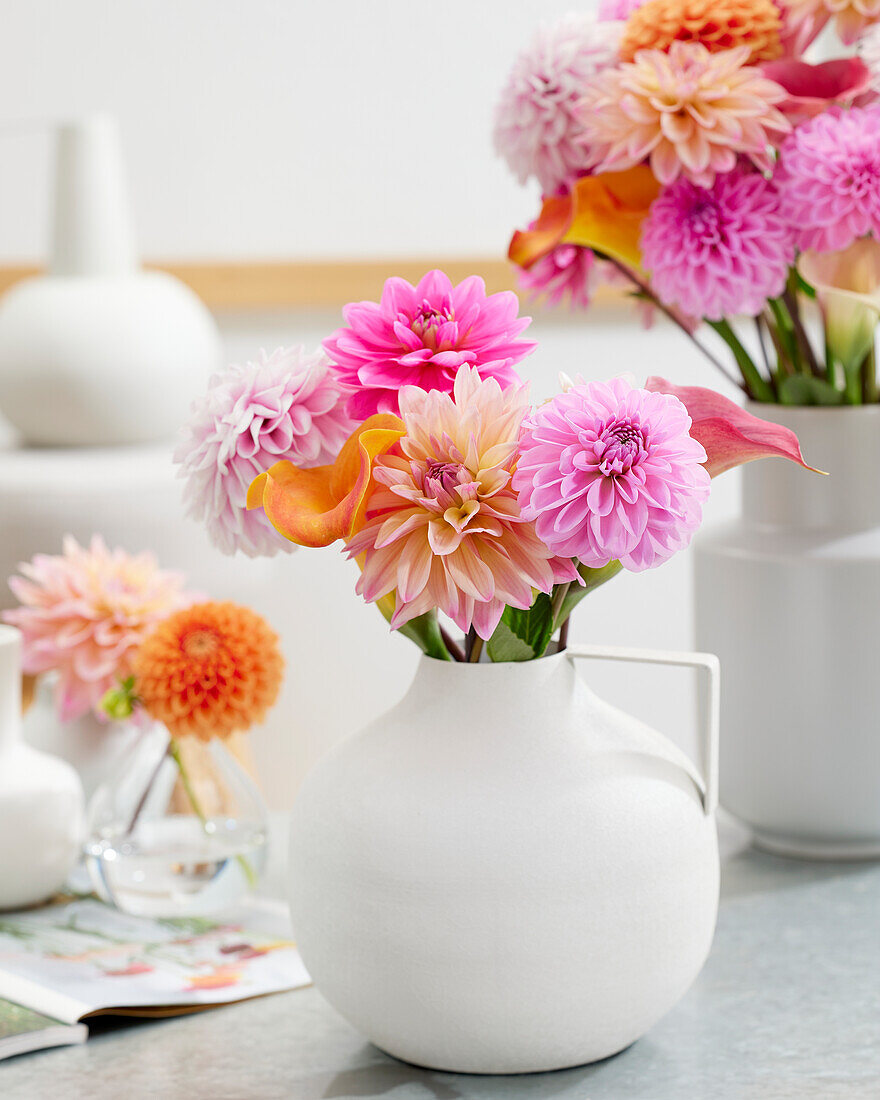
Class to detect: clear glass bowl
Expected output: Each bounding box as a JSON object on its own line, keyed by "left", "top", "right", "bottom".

{"left": 85, "top": 723, "right": 268, "bottom": 918}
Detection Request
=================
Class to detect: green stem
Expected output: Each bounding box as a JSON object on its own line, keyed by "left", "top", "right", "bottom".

{"left": 783, "top": 282, "right": 822, "bottom": 379}
{"left": 767, "top": 298, "right": 801, "bottom": 376}
{"left": 707, "top": 319, "right": 775, "bottom": 403}
{"left": 168, "top": 738, "right": 257, "bottom": 889}
{"left": 468, "top": 635, "right": 484, "bottom": 663}
{"left": 863, "top": 346, "right": 878, "bottom": 404}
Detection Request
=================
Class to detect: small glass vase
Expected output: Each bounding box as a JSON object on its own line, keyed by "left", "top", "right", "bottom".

{"left": 85, "top": 722, "right": 269, "bottom": 918}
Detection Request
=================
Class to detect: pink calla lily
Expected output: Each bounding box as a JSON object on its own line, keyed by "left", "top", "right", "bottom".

{"left": 645, "top": 379, "right": 820, "bottom": 477}
{"left": 759, "top": 57, "right": 875, "bottom": 123}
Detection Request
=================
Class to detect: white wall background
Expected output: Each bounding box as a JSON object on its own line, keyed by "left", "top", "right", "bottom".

{"left": 0, "top": 0, "right": 747, "bottom": 808}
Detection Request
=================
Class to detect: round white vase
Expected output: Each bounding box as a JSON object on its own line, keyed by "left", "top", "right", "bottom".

{"left": 0, "top": 627, "right": 85, "bottom": 910}
{"left": 289, "top": 646, "right": 720, "bottom": 1074}
{"left": 695, "top": 404, "right": 880, "bottom": 859}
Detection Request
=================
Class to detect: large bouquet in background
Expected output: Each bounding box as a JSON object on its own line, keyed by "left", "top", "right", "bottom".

{"left": 178, "top": 270, "right": 814, "bottom": 663}
{"left": 495, "top": 1, "right": 880, "bottom": 405}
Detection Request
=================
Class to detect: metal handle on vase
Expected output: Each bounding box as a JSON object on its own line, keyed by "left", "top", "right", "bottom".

{"left": 566, "top": 644, "right": 720, "bottom": 816}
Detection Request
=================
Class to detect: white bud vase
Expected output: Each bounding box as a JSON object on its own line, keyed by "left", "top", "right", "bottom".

{"left": 288, "top": 645, "right": 720, "bottom": 1074}
{"left": 0, "top": 115, "right": 220, "bottom": 446}
{"left": 0, "top": 627, "right": 85, "bottom": 910}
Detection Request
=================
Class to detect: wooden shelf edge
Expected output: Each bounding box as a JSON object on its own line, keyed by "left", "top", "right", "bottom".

{"left": 0, "top": 258, "right": 627, "bottom": 312}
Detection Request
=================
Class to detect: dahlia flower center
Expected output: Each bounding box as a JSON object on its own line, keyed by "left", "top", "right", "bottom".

{"left": 409, "top": 300, "right": 455, "bottom": 350}
{"left": 424, "top": 461, "right": 466, "bottom": 499}
{"left": 687, "top": 197, "right": 723, "bottom": 246}
{"left": 181, "top": 628, "right": 222, "bottom": 660}
{"left": 844, "top": 154, "right": 880, "bottom": 198}
{"left": 596, "top": 419, "right": 647, "bottom": 475}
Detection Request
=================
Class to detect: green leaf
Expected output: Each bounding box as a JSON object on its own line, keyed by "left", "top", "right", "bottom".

{"left": 487, "top": 592, "right": 555, "bottom": 663}
{"left": 778, "top": 375, "right": 845, "bottom": 406}
{"left": 396, "top": 611, "right": 453, "bottom": 661}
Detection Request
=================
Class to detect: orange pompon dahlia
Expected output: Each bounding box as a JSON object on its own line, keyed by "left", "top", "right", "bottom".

{"left": 620, "top": 0, "right": 783, "bottom": 63}
{"left": 132, "top": 602, "right": 283, "bottom": 741}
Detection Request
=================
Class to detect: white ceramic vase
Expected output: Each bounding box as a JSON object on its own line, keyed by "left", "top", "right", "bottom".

{"left": 0, "top": 627, "right": 85, "bottom": 910}
{"left": 288, "top": 645, "right": 720, "bottom": 1074}
{"left": 695, "top": 404, "right": 880, "bottom": 859}
{"left": 0, "top": 115, "right": 220, "bottom": 446}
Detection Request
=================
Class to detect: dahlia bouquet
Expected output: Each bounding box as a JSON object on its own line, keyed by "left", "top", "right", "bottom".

{"left": 496, "top": 0, "right": 880, "bottom": 405}
{"left": 177, "top": 269, "right": 812, "bottom": 662}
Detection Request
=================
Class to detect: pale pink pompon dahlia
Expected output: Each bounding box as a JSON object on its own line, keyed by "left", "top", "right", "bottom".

{"left": 175, "top": 346, "right": 352, "bottom": 557}
{"left": 641, "top": 169, "right": 795, "bottom": 320}
{"left": 493, "top": 14, "right": 620, "bottom": 193}
{"left": 346, "top": 367, "right": 578, "bottom": 641}
{"left": 783, "top": 0, "right": 880, "bottom": 47}
{"left": 514, "top": 378, "right": 710, "bottom": 572}
{"left": 774, "top": 105, "right": 880, "bottom": 254}
{"left": 323, "top": 270, "right": 536, "bottom": 421}
{"left": 577, "top": 41, "right": 790, "bottom": 187}
{"left": 3, "top": 536, "right": 191, "bottom": 721}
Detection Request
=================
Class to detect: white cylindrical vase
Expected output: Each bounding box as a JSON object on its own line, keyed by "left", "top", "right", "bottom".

{"left": 289, "top": 646, "right": 720, "bottom": 1074}
{"left": 695, "top": 404, "right": 880, "bottom": 858}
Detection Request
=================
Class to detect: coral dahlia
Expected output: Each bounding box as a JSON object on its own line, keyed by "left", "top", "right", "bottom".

{"left": 133, "top": 601, "right": 283, "bottom": 741}
{"left": 514, "top": 378, "right": 710, "bottom": 572}
{"left": 3, "top": 536, "right": 191, "bottom": 721}
{"left": 577, "top": 41, "right": 790, "bottom": 187}
{"left": 775, "top": 105, "right": 880, "bottom": 253}
{"left": 493, "top": 14, "right": 620, "bottom": 192}
{"left": 175, "top": 347, "right": 352, "bottom": 558}
{"left": 620, "top": 0, "right": 783, "bottom": 63}
{"left": 323, "top": 270, "right": 536, "bottom": 421}
{"left": 346, "top": 366, "right": 577, "bottom": 640}
{"left": 641, "top": 169, "right": 795, "bottom": 320}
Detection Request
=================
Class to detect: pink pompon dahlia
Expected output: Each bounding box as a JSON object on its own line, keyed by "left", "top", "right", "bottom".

{"left": 577, "top": 41, "right": 790, "bottom": 187}
{"left": 493, "top": 14, "right": 620, "bottom": 192}
{"left": 641, "top": 169, "right": 795, "bottom": 320}
{"left": 598, "top": 0, "right": 646, "bottom": 19}
{"left": 346, "top": 366, "right": 578, "bottom": 640}
{"left": 324, "top": 270, "right": 536, "bottom": 421}
{"left": 774, "top": 105, "right": 880, "bottom": 253}
{"left": 518, "top": 243, "right": 596, "bottom": 310}
{"left": 514, "top": 377, "right": 710, "bottom": 572}
{"left": 3, "top": 536, "right": 192, "bottom": 721}
{"left": 175, "top": 346, "right": 352, "bottom": 557}
{"left": 782, "top": 0, "right": 880, "bottom": 46}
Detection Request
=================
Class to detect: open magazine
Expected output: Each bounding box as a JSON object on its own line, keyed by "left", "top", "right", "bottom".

{"left": 0, "top": 896, "right": 310, "bottom": 1058}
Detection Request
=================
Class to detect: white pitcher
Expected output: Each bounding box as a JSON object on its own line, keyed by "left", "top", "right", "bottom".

{"left": 288, "top": 644, "right": 720, "bottom": 1074}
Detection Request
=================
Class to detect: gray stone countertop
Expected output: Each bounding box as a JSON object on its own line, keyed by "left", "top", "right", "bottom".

{"left": 3, "top": 815, "right": 879, "bottom": 1100}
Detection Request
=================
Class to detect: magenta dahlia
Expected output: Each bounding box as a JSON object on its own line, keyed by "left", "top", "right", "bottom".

{"left": 323, "top": 270, "right": 536, "bottom": 420}
{"left": 175, "top": 346, "right": 352, "bottom": 557}
{"left": 493, "top": 14, "right": 620, "bottom": 193}
{"left": 641, "top": 169, "right": 795, "bottom": 321}
{"left": 518, "top": 243, "right": 596, "bottom": 310}
{"left": 775, "top": 105, "right": 880, "bottom": 253}
{"left": 514, "top": 377, "right": 710, "bottom": 572}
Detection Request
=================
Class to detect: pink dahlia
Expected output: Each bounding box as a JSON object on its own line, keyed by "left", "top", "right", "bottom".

{"left": 598, "top": 0, "right": 646, "bottom": 19}
{"left": 775, "top": 105, "right": 880, "bottom": 253}
{"left": 175, "top": 346, "right": 352, "bottom": 557}
{"left": 3, "top": 536, "right": 191, "bottom": 721}
{"left": 346, "top": 366, "right": 577, "bottom": 640}
{"left": 518, "top": 243, "right": 596, "bottom": 310}
{"left": 577, "top": 41, "right": 790, "bottom": 187}
{"left": 493, "top": 15, "right": 620, "bottom": 192}
{"left": 641, "top": 169, "right": 795, "bottom": 320}
{"left": 323, "top": 270, "right": 536, "bottom": 421}
{"left": 514, "top": 377, "right": 710, "bottom": 571}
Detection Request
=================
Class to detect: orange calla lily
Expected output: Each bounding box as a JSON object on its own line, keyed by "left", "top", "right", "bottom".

{"left": 509, "top": 166, "right": 661, "bottom": 274}
{"left": 246, "top": 414, "right": 404, "bottom": 548}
